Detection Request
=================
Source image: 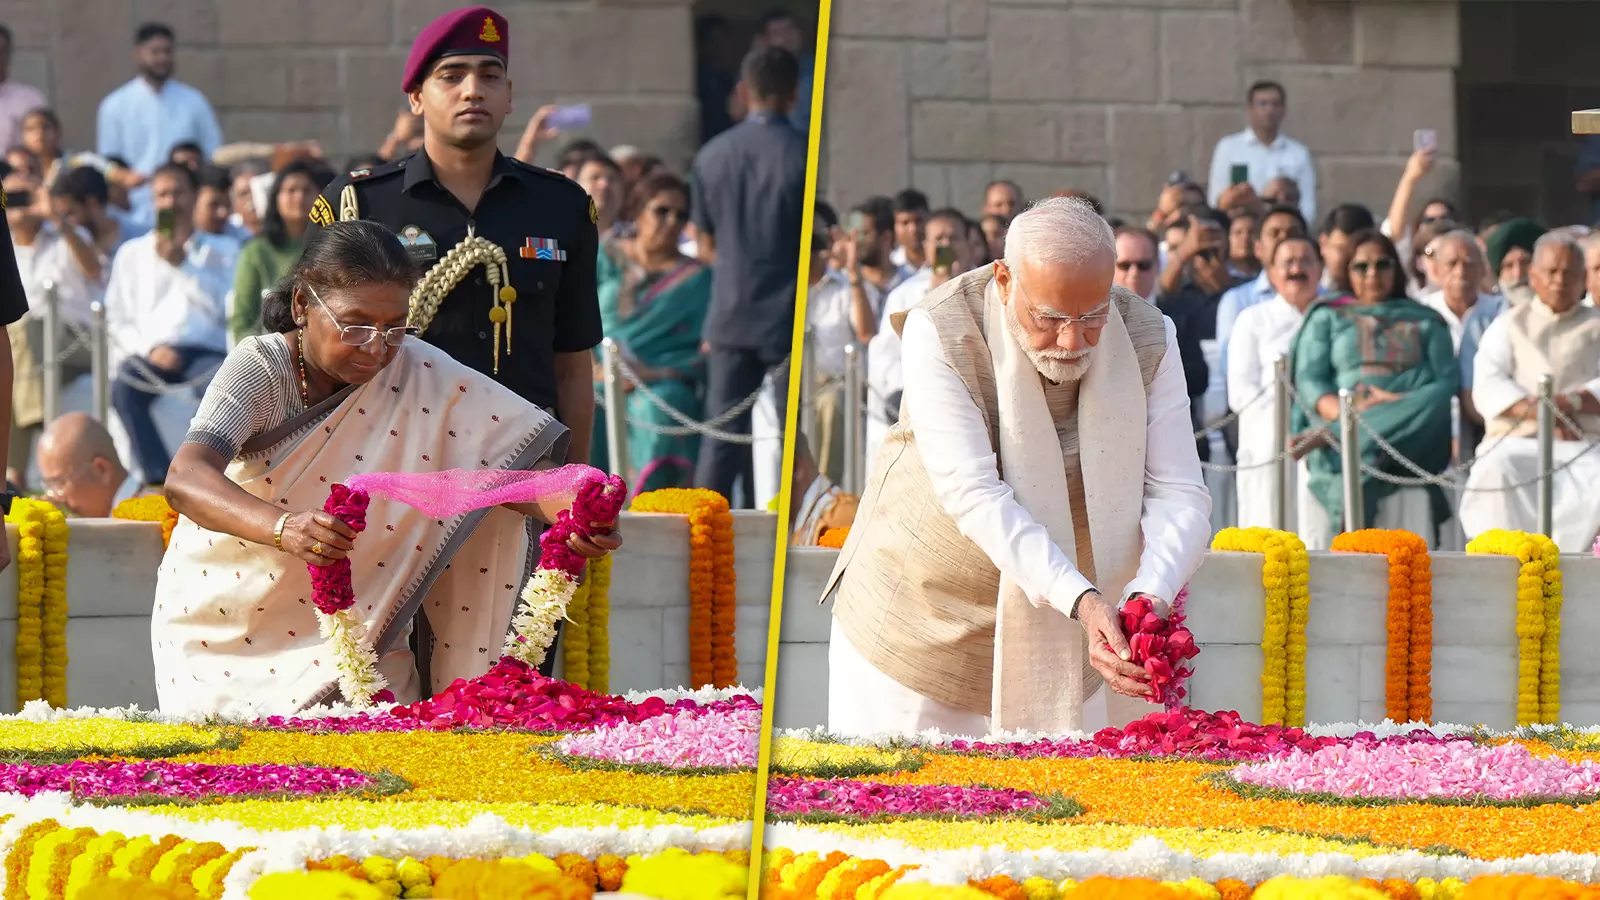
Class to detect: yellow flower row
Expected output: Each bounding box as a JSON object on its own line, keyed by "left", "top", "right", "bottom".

{"left": 1211, "top": 528, "right": 1310, "bottom": 726}
{"left": 1466, "top": 530, "right": 1562, "bottom": 725}
{"left": 564, "top": 562, "right": 593, "bottom": 690}
{"left": 767, "top": 854, "right": 1600, "bottom": 900}
{"left": 6, "top": 819, "right": 751, "bottom": 900}
{"left": 159, "top": 728, "right": 753, "bottom": 821}
{"left": 0, "top": 721, "right": 229, "bottom": 759}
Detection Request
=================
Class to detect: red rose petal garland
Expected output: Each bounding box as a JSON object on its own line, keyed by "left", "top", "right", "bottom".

{"left": 504, "top": 473, "right": 627, "bottom": 666}
{"left": 308, "top": 485, "right": 394, "bottom": 707}
{"left": 1119, "top": 589, "right": 1198, "bottom": 709}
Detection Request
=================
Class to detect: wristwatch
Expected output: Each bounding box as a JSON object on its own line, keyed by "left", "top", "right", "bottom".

{"left": 1069, "top": 588, "right": 1098, "bottom": 620}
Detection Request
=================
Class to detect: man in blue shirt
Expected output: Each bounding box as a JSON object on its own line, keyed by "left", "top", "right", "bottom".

{"left": 95, "top": 23, "right": 223, "bottom": 230}
{"left": 690, "top": 45, "right": 808, "bottom": 506}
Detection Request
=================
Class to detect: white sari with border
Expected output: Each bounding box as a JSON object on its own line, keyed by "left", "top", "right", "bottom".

{"left": 152, "top": 340, "right": 568, "bottom": 716}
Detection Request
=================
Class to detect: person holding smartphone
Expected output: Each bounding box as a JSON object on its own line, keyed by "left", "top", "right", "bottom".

{"left": 1206, "top": 80, "right": 1318, "bottom": 225}
{"left": 1155, "top": 206, "right": 1240, "bottom": 462}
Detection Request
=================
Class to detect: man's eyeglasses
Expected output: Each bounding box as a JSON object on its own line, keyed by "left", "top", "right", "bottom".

{"left": 308, "top": 286, "right": 418, "bottom": 348}
{"left": 1348, "top": 258, "right": 1396, "bottom": 277}
{"left": 1117, "top": 259, "right": 1154, "bottom": 272}
{"left": 1013, "top": 271, "right": 1110, "bottom": 332}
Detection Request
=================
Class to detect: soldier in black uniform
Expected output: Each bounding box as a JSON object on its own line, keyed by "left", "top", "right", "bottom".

{"left": 302, "top": 6, "right": 601, "bottom": 678}
{"left": 303, "top": 5, "right": 600, "bottom": 466}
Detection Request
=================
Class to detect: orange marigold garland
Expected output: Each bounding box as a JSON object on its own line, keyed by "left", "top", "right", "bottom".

{"left": 631, "top": 488, "right": 738, "bottom": 688}
{"left": 1330, "top": 529, "right": 1432, "bottom": 723}
{"left": 818, "top": 528, "right": 849, "bottom": 549}
{"left": 112, "top": 495, "right": 179, "bottom": 550}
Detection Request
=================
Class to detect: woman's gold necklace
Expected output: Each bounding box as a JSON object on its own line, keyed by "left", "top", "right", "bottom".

{"left": 295, "top": 329, "right": 312, "bottom": 409}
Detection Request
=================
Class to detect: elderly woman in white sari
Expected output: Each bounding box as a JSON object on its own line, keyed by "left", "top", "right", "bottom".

{"left": 1228, "top": 236, "right": 1322, "bottom": 529}
{"left": 156, "top": 221, "right": 619, "bottom": 715}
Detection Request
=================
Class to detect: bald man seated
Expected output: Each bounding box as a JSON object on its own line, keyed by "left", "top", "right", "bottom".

{"left": 36, "top": 413, "right": 149, "bottom": 518}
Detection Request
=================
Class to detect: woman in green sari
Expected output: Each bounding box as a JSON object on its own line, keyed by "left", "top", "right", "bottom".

{"left": 591, "top": 171, "right": 712, "bottom": 493}
{"left": 1291, "top": 229, "right": 1458, "bottom": 543}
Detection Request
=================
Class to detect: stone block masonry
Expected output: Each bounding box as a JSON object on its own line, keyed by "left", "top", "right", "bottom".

{"left": 820, "top": 0, "right": 1462, "bottom": 226}
{"left": 7, "top": 0, "right": 700, "bottom": 170}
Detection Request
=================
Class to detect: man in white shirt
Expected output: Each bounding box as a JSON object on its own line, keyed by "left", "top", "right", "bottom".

{"left": 105, "top": 163, "right": 235, "bottom": 485}
{"left": 887, "top": 189, "right": 928, "bottom": 271}
{"left": 865, "top": 207, "right": 971, "bottom": 473}
{"left": 95, "top": 23, "right": 223, "bottom": 228}
{"left": 823, "top": 197, "right": 1211, "bottom": 738}
{"left": 37, "top": 412, "right": 146, "bottom": 518}
{"left": 805, "top": 226, "right": 880, "bottom": 483}
{"left": 1207, "top": 81, "right": 1317, "bottom": 225}
{"left": 1461, "top": 232, "right": 1600, "bottom": 552}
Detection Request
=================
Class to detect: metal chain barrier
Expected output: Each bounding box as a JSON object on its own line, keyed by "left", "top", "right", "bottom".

{"left": 598, "top": 349, "right": 789, "bottom": 446}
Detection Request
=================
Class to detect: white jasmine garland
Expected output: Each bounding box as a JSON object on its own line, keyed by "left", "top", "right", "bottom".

{"left": 505, "top": 568, "right": 579, "bottom": 665}
{"left": 317, "top": 609, "right": 388, "bottom": 708}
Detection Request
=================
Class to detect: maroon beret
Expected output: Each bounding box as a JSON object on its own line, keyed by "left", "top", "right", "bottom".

{"left": 402, "top": 6, "right": 509, "bottom": 92}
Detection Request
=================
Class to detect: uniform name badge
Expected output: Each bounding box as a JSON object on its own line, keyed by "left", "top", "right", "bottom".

{"left": 398, "top": 225, "right": 439, "bottom": 265}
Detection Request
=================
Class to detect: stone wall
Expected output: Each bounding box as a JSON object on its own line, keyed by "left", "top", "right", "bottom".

{"left": 819, "top": 0, "right": 1462, "bottom": 226}
{"left": 1, "top": 0, "right": 702, "bottom": 171}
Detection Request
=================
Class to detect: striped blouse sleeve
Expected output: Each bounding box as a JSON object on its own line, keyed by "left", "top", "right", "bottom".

{"left": 184, "top": 337, "right": 293, "bottom": 459}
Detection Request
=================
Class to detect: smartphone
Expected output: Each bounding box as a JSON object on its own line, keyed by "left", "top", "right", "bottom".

{"left": 2, "top": 189, "right": 30, "bottom": 210}
{"left": 155, "top": 206, "right": 177, "bottom": 238}
{"left": 545, "top": 103, "right": 592, "bottom": 131}
{"left": 1229, "top": 163, "right": 1249, "bottom": 186}
{"left": 933, "top": 245, "right": 957, "bottom": 269}
{"left": 1414, "top": 128, "right": 1437, "bottom": 152}
{"left": 847, "top": 211, "right": 869, "bottom": 239}
{"left": 1165, "top": 170, "right": 1189, "bottom": 187}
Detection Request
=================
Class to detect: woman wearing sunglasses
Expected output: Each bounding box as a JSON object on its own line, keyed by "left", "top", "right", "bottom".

{"left": 1289, "top": 228, "right": 1458, "bottom": 548}
{"left": 155, "top": 221, "right": 619, "bottom": 715}
{"left": 590, "top": 171, "right": 711, "bottom": 492}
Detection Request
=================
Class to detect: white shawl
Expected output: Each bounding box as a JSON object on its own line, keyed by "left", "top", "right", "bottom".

{"left": 985, "top": 281, "right": 1153, "bottom": 733}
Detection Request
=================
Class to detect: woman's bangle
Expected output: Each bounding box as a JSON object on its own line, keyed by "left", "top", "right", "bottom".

{"left": 272, "top": 513, "right": 290, "bottom": 550}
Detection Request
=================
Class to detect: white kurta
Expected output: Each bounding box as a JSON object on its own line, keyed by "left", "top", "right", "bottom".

{"left": 1459, "top": 306, "right": 1600, "bottom": 552}
{"left": 1227, "top": 294, "right": 1303, "bottom": 529}
{"left": 826, "top": 307, "right": 1211, "bottom": 736}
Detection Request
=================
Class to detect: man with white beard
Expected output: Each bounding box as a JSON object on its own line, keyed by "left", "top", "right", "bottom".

{"left": 820, "top": 197, "right": 1212, "bottom": 738}
{"left": 1460, "top": 232, "right": 1600, "bottom": 552}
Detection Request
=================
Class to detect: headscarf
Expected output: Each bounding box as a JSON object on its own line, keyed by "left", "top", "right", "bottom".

{"left": 1484, "top": 218, "right": 1547, "bottom": 273}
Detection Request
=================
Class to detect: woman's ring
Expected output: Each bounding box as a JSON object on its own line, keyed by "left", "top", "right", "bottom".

{"left": 312, "top": 541, "right": 323, "bottom": 556}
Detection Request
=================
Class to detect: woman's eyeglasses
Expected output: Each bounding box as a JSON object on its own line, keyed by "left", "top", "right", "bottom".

{"left": 1348, "top": 258, "right": 1396, "bottom": 277}
{"left": 650, "top": 205, "right": 688, "bottom": 222}
{"left": 308, "top": 286, "right": 418, "bottom": 348}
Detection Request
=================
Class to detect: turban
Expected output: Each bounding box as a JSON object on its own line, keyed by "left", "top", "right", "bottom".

{"left": 1484, "top": 218, "right": 1547, "bottom": 273}
{"left": 402, "top": 6, "right": 508, "bottom": 93}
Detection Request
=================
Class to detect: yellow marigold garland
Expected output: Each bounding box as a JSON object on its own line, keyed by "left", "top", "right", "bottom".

{"left": 559, "top": 557, "right": 612, "bottom": 693}
{"left": 1330, "top": 529, "right": 1432, "bottom": 723}
{"left": 111, "top": 495, "right": 179, "bottom": 550}
{"left": 1211, "top": 528, "right": 1310, "bottom": 727}
{"left": 7, "top": 498, "right": 67, "bottom": 708}
{"left": 1467, "top": 529, "right": 1562, "bottom": 725}
{"left": 587, "top": 553, "right": 611, "bottom": 694}
{"left": 564, "top": 563, "right": 593, "bottom": 690}
{"left": 631, "top": 489, "right": 737, "bottom": 688}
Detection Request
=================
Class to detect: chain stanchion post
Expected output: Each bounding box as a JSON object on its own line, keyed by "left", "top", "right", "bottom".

{"left": 90, "top": 301, "right": 109, "bottom": 423}
{"left": 1338, "top": 387, "right": 1364, "bottom": 533}
{"left": 601, "top": 338, "right": 629, "bottom": 480}
{"left": 1537, "top": 374, "right": 1555, "bottom": 538}
{"left": 39, "top": 280, "right": 60, "bottom": 425}
{"left": 842, "top": 342, "right": 864, "bottom": 494}
{"left": 799, "top": 328, "right": 818, "bottom": 445}
{"left": 1272, "top": 354, "right": 1290, "bottom": 531}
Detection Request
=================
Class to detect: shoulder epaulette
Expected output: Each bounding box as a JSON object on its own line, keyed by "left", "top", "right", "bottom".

{"left": 507, "top": 157, "right": 584, "bottom": 192}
